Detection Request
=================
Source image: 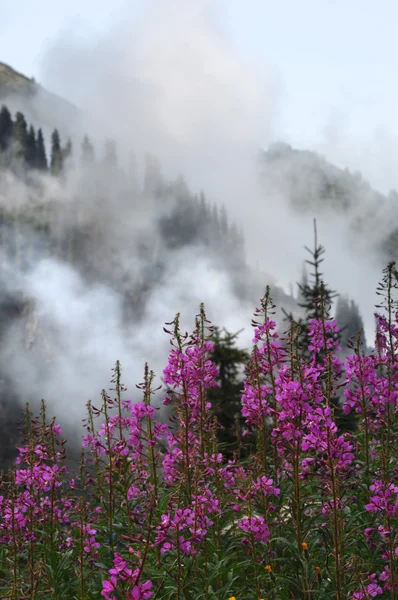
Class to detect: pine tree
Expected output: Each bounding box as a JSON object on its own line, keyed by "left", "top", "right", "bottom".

{"left": 0, "top": 105, "right": 13, "bottom": 151}
{"left": 348, "top": 299, "right": 366, "bottom": 348}
{"left": 283, "top": 220, "right": 356, "bottom": 432}
{"left": 35, "top": 129, "right": 47, "bottom": 171}
{"left": 197, "top": 191, "right": 210, "bottom": 244}
{"left": 293, "top": 219, "right": 338, "bottom": 359}
{"left": 63, "top": 138, "right": 72, "bottom": 162}
{"left": 296, "top": 263, "right": 308, "bottom": 304}
{"left": 81, "top": 134, "right": 95, "bottom": 166}
{"left": 211, "top": 204, "right": 221, "bottom": 244}
{"left": 220, "top": 204, "right": 229, "bottom": 237}
{"left": 25, "top": 125, "right": 37, "bottom": 169}
{"left": 335, "top": 294, "right": 367, "bottom": 350}
{"left": 50, "top": 129, "right": 63, "bottom": 176}
{"left": 12, "top": 111, "right": 28, "bottom": 166}
{"left": 226, "top": 221, "right": 245, "bottom": 267}
{"left": 207, "top": 327, "right": 250, "bottom": 456}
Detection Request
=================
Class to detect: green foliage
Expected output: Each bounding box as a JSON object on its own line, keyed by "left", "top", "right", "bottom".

{"left": 283, "top": 219, "right": 339, "bottom": 359}
{"left": 36, "top": 128, "right": 48, "bottom": 171}
{"left": 0, "top": 105, "right": 50, "bottom": 173}
{"left": 335, "top": 294, "right": 367, "bottom": 349}
{"left": 12, "top": 111, "right": 28, "bottom": 165}
{"left": 25, "top": 125, "right": 37, "bottom": 169}
{"left": 63, "top": 138, "right": 72, "bottom": 163}
{"left": 294, "top": 219, "right": 339, "bottom": 358}
{"left": 50, "top": 128, "right": 63, "bottom": 176}
{"left": 283, "top": 220, "right": 357, "bottom": 433}
{"left": 81, "top": 134, "right": 95, "bottom": 166}
{"left": 207, "top": 327, "right": 250, "bottom": 455}
{"left": 0, "top": 105, "right": 13, "bottom": 152}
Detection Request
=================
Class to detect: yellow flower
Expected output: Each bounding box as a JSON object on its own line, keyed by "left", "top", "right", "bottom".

{"left": 228, "top": 597, "right": 236, "bottom": 600}
{"left": 302, "top": 541, "right": 308, "bottom": 551}
{"left": 315, "top": 566, "right": 321, "bottom": 575}
{"left": 265, "top": 564, "right": 272, "bottom": 573}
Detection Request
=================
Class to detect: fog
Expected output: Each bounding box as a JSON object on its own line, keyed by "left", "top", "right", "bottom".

{"left": 0, "top": 0, "right": 395, "bottom": 442}
{"left": 38, "top": 0, "right": 391, "bottom": 302}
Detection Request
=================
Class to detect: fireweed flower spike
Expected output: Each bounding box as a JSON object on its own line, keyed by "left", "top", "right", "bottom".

{"left": 1, "top": 272, "right": 397, "bottom": 599}
{"left": 162, "top": 309, "right": 219, "bottom": 494}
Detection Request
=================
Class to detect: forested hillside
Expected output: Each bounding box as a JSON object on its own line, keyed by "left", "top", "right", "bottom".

{"left": 261, "top": 142, "right": 398, "bottom": 261}
{"left": 0, "top": 67, "right": 387, "bottom": 469}
{"left": 0, "top": 101, "right": 297, "bottom": 468}
{"left": 0, "top": 61, "right": 79, "bottom": 137}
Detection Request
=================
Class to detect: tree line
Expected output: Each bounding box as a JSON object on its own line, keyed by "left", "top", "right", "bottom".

{"left": 0, "top": 104, "right": 119, "bottom": 176}
{"left": 0, "top": 106, "right": 368, "bottom": 468}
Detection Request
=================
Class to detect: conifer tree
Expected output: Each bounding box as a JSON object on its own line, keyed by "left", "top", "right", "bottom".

{"left": 0, "top": 105, "right": 13, "bottom": 151}
{"left": 283, "top": 220, "right": 357, "bottom": 431}
{"left": 296, "top": 264, "right": 308, "bottom": 305}
{"left": 50, "top": 128, "right": 63, "bottom": 176}
{"left": 197, "top": 192, "right": 209, "bottom": 239}
{"left": 63, "top": 138, "right": 72, "bottom": 162}
{"left": 35, "top": 129, "right": 47, "bottom": 171}
{"left": 207, "top": 327, "right": 250, "bottom": 456}
{"left": 211, "top": 204, "right": 221, "bottom": 243}
{"left": 293, "top": 219, "right": 338, "bottom": 359}
{"left": 335, "top": 294, "right": 367, "bottom": 350}
{"left": 25, "top": 125, "right": 37, "bottom": 169}
{"left": 12, "top": 111, "right": 28, "bottom": 165}
{"left": 220, "top": 204, "right": 229, "bottom": 237}
{"left": 227, "top": 222, "right": 245, "bottom": 265}
{"left": 81, "top": 134, "right": 95, "bottom": 166}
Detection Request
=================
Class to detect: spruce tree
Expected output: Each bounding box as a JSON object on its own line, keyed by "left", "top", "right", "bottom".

{"left": 211, "top": 204, "right": 221, "bottom": 244}
{"left": 63, "top": 138, "right": 72, "bottom": 162}
{"left": 12, "top": 111, "right": 28, "bottom": 166}
{"left": 0, "top": 105, "right": 13, "bottom": 151}
{"left": 335, "top": 294, "right": 367, "bottom": 350}
{"left": 197, "top": 191, "right": 210, "bottom": 244}
{"left": 25, "top": 125, "right": 37, "bottom": 169}
{"left": 292, "top": 219, "right": 338, "bottom": 359}
{"left": 283, "top": 220, "right": 357, "bottom": 431}
{"left": 220, "top": 204, "right": 229, "bottom": 237}
{"left": 296, "top": 264, "right": 308, "bottom": 305}
{"left": 207, "top": 327, "right": 250, "bottom": 456}
{"left": 50, "top": 129, "right": 63, "bottom": 176}
{"left": 81, "top": 134, "right": 95, "bottom": 166}
{"left": 35, "top": 129, "right": 47, "bottom": 171}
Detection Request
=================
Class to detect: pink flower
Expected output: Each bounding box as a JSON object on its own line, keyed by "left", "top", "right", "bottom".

{"left": 101, "top": 575, "right": 117, "bottom": 599}
{"left": 366, "top": 582, "right": 383, "bottom": 597}
{"left": 129, "top": 580, "right": 152, "bottom": 599}
{"left": 237, "top": 515, "right": 270, "bottom": 544}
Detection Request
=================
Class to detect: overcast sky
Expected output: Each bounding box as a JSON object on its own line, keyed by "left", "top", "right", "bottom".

{"left": 1, "top": 0, "right": 398, "bottom": 193}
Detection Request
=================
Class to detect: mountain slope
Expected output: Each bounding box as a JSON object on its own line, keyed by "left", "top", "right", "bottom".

{"left": 0, "top": 61, "right": 80, "bottom": 138}
{"left": 260, "top": 143, "right": 398, "bottom": 261}
{"left": 0, "top": 62, "right": 36, "bottom": 98}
